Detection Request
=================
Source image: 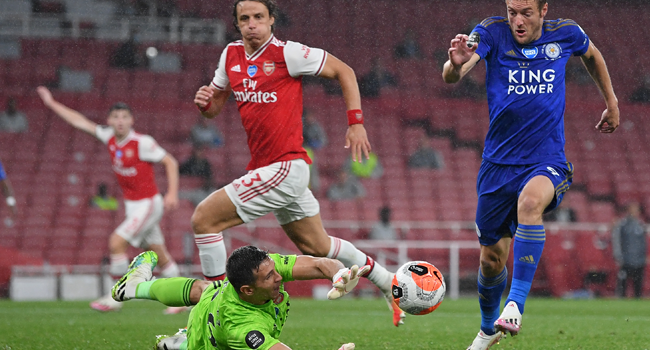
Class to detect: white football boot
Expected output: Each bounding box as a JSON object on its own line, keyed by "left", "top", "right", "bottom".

{"left": 155, "top": 328, "right": 187, "bottom": 350}
{"left": 494, "top": 301, "right": 522, "bottom": 336}
{"left": 466, "top": 330, "right": 505, "bottom": 350}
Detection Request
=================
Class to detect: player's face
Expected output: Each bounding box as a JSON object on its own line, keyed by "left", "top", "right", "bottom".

{"left": 506, "top": 0, "right": 548, "bottom": 45}
{"left": 236, "top": 1, "right": 275, "bottom": 48}
{"left": 107, "top": 109, "right": 134, "bottom": 138}
{"left": 252, "top": 258, "right": 283, "bottom": 301}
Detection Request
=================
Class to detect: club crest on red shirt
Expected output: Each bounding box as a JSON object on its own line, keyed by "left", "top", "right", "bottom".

{"left": 263, "top": 61, "right": 276, "bottom": 76}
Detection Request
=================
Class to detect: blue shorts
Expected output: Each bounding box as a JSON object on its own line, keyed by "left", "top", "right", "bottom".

{"left": 474, "top": 159, "right": 573, "bottom": 246}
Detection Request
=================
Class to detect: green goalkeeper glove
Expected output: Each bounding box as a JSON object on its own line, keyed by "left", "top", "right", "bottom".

{"left": 327, "top": 265, "right": 371, "bottom": 300}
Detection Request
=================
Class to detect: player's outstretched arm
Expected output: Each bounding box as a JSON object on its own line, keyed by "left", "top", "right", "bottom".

{"left": 291, "top": 256, "right": 370, "bottom": 299}
{"left": 580, "top": 42, "right": 619, "bottom": 133}
{"left": 36, "top": 86, "right": 97, "bottom": 135}
{"left": 159, "top": 154, "right": 179, "bottom": 210}
{"left": 291, "top": 256, "right": 345, "bottom": 281}
{"left": 194, "top": 85, "right": 231, "bottom": 119}
{"left": 442, "top": 34, "right": 481, "bottom": 84}
{"left": 318, "top": 54, "right": 371, "bottom": 162}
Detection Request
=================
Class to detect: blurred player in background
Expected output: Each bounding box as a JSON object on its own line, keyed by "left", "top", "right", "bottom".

{"left": 192, "top": 0, "right": 403, "bottom": 326}
{"left": 0, "top": 157, "right": 17, "bottom": 224}
{"left": 111, "top": 246, "right": 361, "bottom": 350}
{"left": 442, "top": 0, "right": 619, "bottom": 348}
{"left": 37, "top": 86, "right": 186, "bottom": 314}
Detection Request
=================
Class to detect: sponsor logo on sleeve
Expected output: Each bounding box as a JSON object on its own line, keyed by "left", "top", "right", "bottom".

{"left": 301, "top": 45, "right": 311, "bottom": 59}
{"left": 522, "top": 47, "right": 539, "bottom": 59}
{"left": 544, "top": 43, "right": 562, "bottom": 60}
{"left": 263, "top": 61, "right": 275, "bottom": 76}
{"left": 247, "top": 65, "right": 258, "bottom": 78}
{"left": 245, "top": 330, "right": 265, "bottom": 349}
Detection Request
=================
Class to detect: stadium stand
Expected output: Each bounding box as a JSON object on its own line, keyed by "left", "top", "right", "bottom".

{"left": 1, "top": 0, "right": 649, "bottom": 297}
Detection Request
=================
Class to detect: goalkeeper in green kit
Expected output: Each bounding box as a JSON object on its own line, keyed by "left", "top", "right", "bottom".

{"left": 111, "top": 246, "right": 366, "bottom": 350}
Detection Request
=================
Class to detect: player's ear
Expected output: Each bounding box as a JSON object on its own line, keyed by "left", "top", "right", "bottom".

{"left": 240, "top": 285, "right": 255, "bottom": 296}
{"left": 540, "top": 3, "right": 548, "bottom": 18}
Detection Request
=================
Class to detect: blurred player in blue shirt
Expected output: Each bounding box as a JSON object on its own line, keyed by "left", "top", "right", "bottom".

{"left": 442, "top": 1, "right": 619, "bottom": 349}
{"left": 0, "top": 159, "right": 17, "bottom": 221}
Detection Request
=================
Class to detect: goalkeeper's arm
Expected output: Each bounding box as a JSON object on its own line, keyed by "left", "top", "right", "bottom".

{"left": 291, "top": 256, "right": 345, "bottom": 281}
{"left": 291, "top": 256, "right": 370, "bottom": 300}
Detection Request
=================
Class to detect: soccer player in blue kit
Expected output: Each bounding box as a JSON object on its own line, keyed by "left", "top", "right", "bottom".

{"left": 442, "top": 1, "right": 619, "bottom": 349}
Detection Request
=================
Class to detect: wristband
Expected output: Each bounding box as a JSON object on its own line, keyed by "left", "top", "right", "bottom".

{"left": 347, "top": 109, "right": 363, "bottom": 125}
{"left": 198, "top": 100, "right": 212, "bottom": 112}
{"left": 6, "top": 196, "right": 16, "bottom": 206}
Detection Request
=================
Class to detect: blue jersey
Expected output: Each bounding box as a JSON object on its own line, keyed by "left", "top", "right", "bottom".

{"left": 471, "top": 17, "right": 590, "bottom": 165}
{"left": 0, "top": 160, "right": 6, "bottom": 181}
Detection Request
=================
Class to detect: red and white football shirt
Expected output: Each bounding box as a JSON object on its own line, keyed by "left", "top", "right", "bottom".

{"left": 211, "top": 35, "right": 328, "bottom": 170}
{"left": 95, "top": 127, "right": 167, "bottom": 201}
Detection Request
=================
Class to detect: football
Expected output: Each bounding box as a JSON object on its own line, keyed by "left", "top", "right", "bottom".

{"left": 391, "top": 261, "right": 446, "bottom": 315}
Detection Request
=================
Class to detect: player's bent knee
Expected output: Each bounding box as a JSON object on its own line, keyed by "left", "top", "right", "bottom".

{"left": 518, "top": 194, "right": 546, "bottom": 217}
{"left": 480, "top": 251, "right": 506, "bottom": 276}
{"left": 191, "top": 204, "right": 220, "bottom": 234}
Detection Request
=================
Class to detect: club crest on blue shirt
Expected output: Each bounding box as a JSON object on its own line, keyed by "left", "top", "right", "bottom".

{"left": 521, "top": 47, "right": 538, "bottom": 59}
{"left": 544, "top": 43, "right": 562, "bottom": 60}
{"left": 247, "top": 65, "right": 258, "bottom": 77}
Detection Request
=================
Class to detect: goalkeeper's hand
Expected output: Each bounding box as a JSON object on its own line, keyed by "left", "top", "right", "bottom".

{"left": 327, "top": 265, "right": 371, "bottom": 300}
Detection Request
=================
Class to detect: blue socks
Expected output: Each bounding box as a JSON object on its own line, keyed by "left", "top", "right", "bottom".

{"left": 478, "top": 267, "right": 508, "bottom": 335}
{"left": 506, "top": 224, "right": 545, "bottom": 315}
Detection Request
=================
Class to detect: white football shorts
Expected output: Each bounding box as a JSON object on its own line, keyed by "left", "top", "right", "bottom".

{"left": 224, "top": 159, "right": 320, "bottom": 225}
{"left": 115, "top": 194, "right": 165, "bottom": 249}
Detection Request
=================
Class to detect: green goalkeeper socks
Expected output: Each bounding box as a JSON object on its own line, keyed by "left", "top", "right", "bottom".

{"left": 135, "top": 277, "right": 197, "bottom": 307}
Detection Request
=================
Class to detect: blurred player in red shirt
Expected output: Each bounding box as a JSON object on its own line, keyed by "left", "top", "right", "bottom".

{"left": 192, "top": 0, "right": 404, "bottom": 326}
{"left": 37, "top": 86, "right": 187, "bottom": 314}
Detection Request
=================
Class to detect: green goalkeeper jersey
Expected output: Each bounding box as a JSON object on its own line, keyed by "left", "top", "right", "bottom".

{"left": 186, "top": 254, "right": 297, "bottom": 350}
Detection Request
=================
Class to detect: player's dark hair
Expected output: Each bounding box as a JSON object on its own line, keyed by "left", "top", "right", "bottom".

{"left": 232, "top": 0, "right": 278, "bottom": 34}
{"left": 226, "top": 245, "right": 270, "bottom": 293}
{"left": 505, "top": 0, "right": 547, "bottom": 12}
{"left": 108, "top": 102, "right": 132, "bottom": 114}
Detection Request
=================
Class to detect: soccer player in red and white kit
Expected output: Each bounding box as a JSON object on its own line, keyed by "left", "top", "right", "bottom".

{"left": 192, "top": 0, "right": 404, "bottom": 326}
{"left": 37, "top": 86, "right": 186, "bottom": 313}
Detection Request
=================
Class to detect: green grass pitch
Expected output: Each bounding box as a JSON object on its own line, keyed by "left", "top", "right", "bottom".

{"left": 1, "top": 298, "right": 649, "bottom": 349}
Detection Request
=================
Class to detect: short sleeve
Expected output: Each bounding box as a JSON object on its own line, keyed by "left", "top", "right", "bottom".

{"left": 211, "top": 46, "right": 230, "bottom": 90}
{"left": 269, "top": 254, "right": 297, "bottom": 282}
{"left": 0, "top": 161, "right": 6, "bottom": 181}
{"left": 283, "top": 41, "right": 327, "bottom": 78}
{"left": 229, "top": 327, "right": 279, "bottom": 350}
{"left": 470, "top": 23, "right": 495, "bottom": 60}
{"left": 95, "top": 125, "right": 114, "bottom": 144}
{"left": 570, "top": 23, "right": 590, "bottom": 56}
{"left": 138, "top": 135, "right": 167, "bottom": 163}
